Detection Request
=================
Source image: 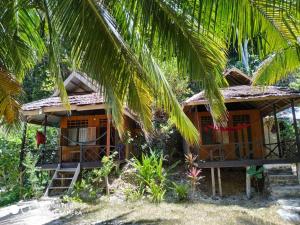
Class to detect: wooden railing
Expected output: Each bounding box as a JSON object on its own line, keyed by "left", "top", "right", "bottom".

{"left": 199, "top": 139, "right": 299, "bottom": 162}
{"left": 36, "top": 143, "right": 126, "bottom": 165}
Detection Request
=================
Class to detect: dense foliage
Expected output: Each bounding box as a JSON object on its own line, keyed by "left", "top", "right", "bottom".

{"left": 0, "top": 125, "right": 58, "bottom": 206}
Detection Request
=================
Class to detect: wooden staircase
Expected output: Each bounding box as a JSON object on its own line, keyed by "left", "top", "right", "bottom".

{"left": 44, "top": 163, "right": 80, "bottom": 197}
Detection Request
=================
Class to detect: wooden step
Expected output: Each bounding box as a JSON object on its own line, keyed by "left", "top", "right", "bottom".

{"left": 53, "top": 177, "right": 73, "bottom": 180}
{"left": 57, "top": 168, "right": 77, "bottom": 172}
{"left": 49, "top": 186, "right": 70, "bottom": 190}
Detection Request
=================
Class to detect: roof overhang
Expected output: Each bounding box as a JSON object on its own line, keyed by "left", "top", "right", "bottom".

{"left": 183, "top": 86, "right": 300, "bottom": 116}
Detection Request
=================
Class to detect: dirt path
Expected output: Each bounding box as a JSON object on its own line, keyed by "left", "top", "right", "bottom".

{"left": 0, "top": 198, "right": 80, "bottom": 225}
{"left": 0, "top": 197, "right": 293, "bottom": 225}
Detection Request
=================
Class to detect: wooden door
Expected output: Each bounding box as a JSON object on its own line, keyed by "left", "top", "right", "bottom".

{"left": 232, "top": 115, "right": 253, "bottom": 159}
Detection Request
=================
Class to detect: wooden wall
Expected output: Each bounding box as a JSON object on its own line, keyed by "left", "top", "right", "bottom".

{"left": 188, "top": 109, "right": 264, "bottom": 160}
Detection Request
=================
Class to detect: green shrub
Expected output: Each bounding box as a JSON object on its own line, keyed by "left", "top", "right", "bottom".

{"left": 131, "top": 150, "right": 166, "bottom": 187}
{"left": 172, "top": 182, "right": 189, "bottom": 202}
{"left": 130, "top": 150, "right": 176, "bottom": 203}
{"left": 124, "top": 187, "right": 144, "bottom": 202}
{"left": 69, "top": 180, "right": 97, "bottom": 202}
{"left": 147, "top": 181, "right": 166, "bottom": 203}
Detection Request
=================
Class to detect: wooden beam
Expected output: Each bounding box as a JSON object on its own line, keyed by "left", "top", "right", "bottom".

{"left": 185, "top": 96, "right": 300, "bottom": 106}
{"left": 106, "top": 115, "right": 111, "bottom": 156}
{"left": 211, "top": 168, "right": 216, "bottom": 196}
{"left": 197, "top": 158, "right": 300, "bottom": 168}
{"left": 217, "top": 168, "right": 222, "bottom": 197}
{"left": 273, "top": 104, "right": 282, "bottom": 158}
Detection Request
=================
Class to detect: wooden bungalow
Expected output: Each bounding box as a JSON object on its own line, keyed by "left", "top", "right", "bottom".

{"left": 21, "top": 72, "right": 139, "bottom": 196}
{"left": 183, "top": 68, "right": 300, "bottom": 197}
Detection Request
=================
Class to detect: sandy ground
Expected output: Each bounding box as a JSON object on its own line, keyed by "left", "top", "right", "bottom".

{"left": 0, "top": 196, "right": 292, "bottom": 225}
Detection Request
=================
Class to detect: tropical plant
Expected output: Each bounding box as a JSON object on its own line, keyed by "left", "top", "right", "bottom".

{"left": 185, "top": 153, "right": 198, "bottom": 169}
{"left": 130, "top": 150, "right": 170, "bottom": 202}
{"left": 172, "top": 182, "right": 189, "bottom": 202}
{"left": 124, "top": 187, "right": 144, "bottom": 202}
{"left": 247, "top": 166, "right": 264, "bottom": 193}
{"left": 1, "top": 1, "right": 300, "bottom": 145}
{"left": 187, "top": 167, "right": 202, "bottom": 194}
{"left": 147, "top": 180, "right": 166, "bottom": 203}
{"left": 131, "top": 150, "right": 166, "bottom": 187}
{"left": 70, "top": 179, "right": 97, "bottom": 203}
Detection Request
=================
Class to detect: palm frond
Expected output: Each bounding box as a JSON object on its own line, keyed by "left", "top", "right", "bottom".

{"left": 46, "top": 0, "right": 199, "bottom": 143}
{"left": 0, "top": 0, "right": 45, "bottom": 79}
{"left": 107, "top": 0, "right": 228, "bottom": 124}
{"left": 0, "top": 69, "right": 21, "bottom": 124}
{"left": 253, "top": 46, "right": 300, "bottom": 85}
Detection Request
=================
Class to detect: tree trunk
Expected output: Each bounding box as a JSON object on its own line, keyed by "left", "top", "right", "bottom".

{"left": 19, "top": 122, "right": 27, "bottom": 197}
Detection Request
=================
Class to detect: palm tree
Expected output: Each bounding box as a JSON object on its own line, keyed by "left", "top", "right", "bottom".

{"left": 0, "top": 0, "right": 299, "bottom": 144}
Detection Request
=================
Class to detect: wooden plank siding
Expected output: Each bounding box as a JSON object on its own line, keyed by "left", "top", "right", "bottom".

{"left": 188, "top": 109, "right": 264, "bottom": 161}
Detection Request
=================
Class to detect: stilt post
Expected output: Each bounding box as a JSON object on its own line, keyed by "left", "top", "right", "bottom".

{"left": 217, "top": 168, "right": 222, "bottom": 197}
{"left": 41, "top": 114, "right": 47, "bottom": 163}
{"left": 106, "top": 114, "right": 111, "bottom": 156}
{"left": 211, "top": 167, "right": 216, "bottom": 196}
{"left": 273, "top": 104, "right": 281, "bottom": 158}
{"left": 246, "top": 166, "right": 251, "bottom": 199}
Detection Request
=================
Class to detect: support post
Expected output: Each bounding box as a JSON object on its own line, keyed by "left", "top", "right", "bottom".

{"left": 106, "top": 115, "right": 111, "bottom": 156}
{"left": 80, "top": 145, "right": 83, "bottom": 163}
{"left": 291, "top": 99, "right": 300, "bottom": 155}
{"left": 260, "top": 113, "right": 266, "bottom": 158}
{"left": 246, "top": 166, "right": 251, "bottom": 199}
{"left": 41, "top": 115, "right": 47, "bottom": 163}
{"left": 19, "top": 121, "right": 27, "bottom": 197}
{"left": 217, "top": 168, "right": 222, "bottom": 197}
{"left": 211, "top": 168, "right": 216, "bottom": 196}
{"left": 43, "top": 114, "right": 47, "bottom": 146}
{"left": 273, "top": 104, "right": 282, "bottom": 158}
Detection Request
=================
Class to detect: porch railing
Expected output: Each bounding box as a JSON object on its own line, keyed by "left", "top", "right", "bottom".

{"left": 198, "top": 139, "right": 299, "bottom": 162}
{"left": 36, "top": 133, "right": 126, "bottom": 165}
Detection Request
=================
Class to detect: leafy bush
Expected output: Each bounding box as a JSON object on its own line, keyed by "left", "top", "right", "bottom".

{"left": 0, "top": 127, "right": 53, "bottom": 206}
{"left": 147, "top": 181, "right": 166, "bottom": 203}
{"left": 172, "top": 182, "right": 189, "bottom": 202}
{"left": 131, "top": 150, "right": 166, "bottom": 187}
{"left": 68, "top": 154, "right": 116, "bottom": 202}
{"left": 124, "top": 188, "right": 144, "bottom": 202}
{"left": 69, "top": 180, "right": 97, "bottom": 202}
{"left": 130, "top": 150, "right": 173, "bottom": 203}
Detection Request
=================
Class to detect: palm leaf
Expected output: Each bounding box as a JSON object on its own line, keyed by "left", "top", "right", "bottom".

{"left": 47, "top": 0, "right": 200, "bottom": 143}
{"left": 253, "top": 46, "right": 300, "bottom": 85}
{"left": 0, "top": 68, "right": 21, "bottom": 124}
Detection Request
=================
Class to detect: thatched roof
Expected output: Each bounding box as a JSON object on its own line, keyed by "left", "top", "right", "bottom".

{"left": 183, "top": 85, "right": 300, "bottom": 116}
{"left": 22, "top": 93, "right": 105, "bottom": 111}
{"left": 21, "top": 72, "right": 137, "bottom": 126}
{"left": 224, "top": 68, "right": 252, "bottom": 86}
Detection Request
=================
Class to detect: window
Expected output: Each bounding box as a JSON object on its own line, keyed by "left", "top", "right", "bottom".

{"left": 67, "top": 120, "right": 88, "bottom": 145}
{"left": 201, "top": 116, "right": 229, "bottom": 144}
